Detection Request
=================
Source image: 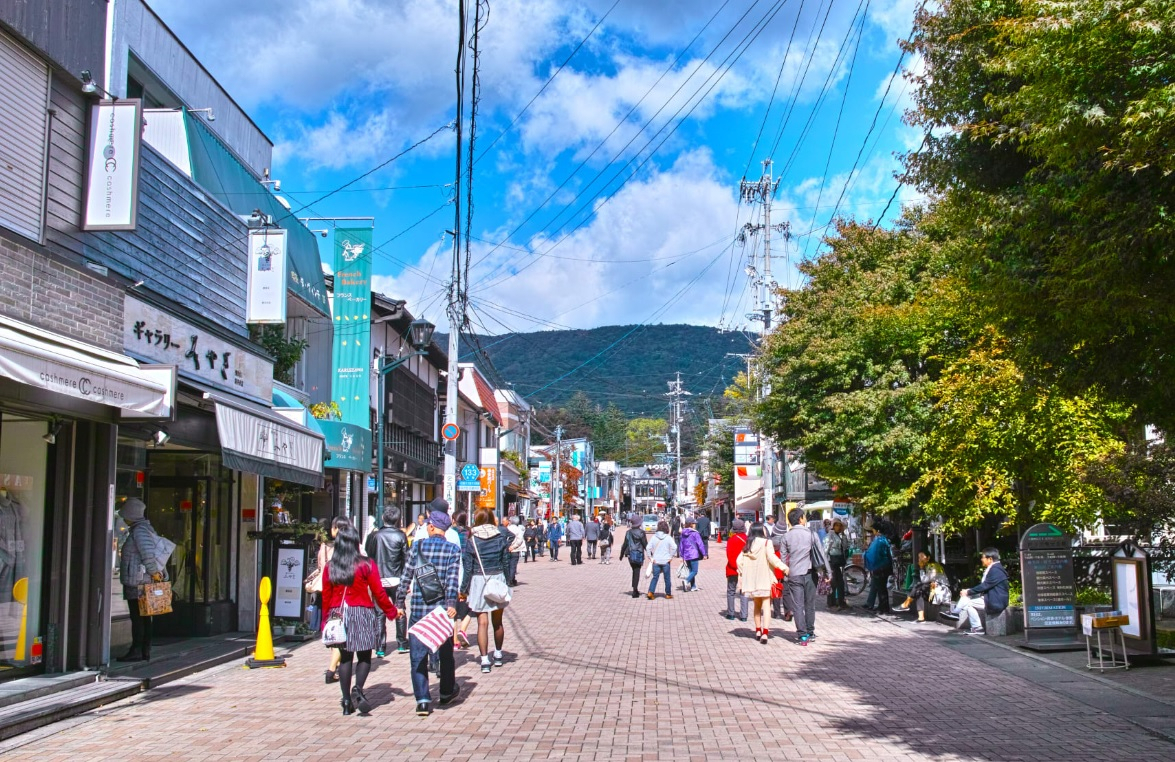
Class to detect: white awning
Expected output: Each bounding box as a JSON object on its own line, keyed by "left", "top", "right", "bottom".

{"left": 205, "top": 391, "right": 324, "bottom": 488}
{"left": 0, "top": 316, "right": 172, "bottom": 416}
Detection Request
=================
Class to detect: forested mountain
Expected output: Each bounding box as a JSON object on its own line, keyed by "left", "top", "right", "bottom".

{"left": 438, "top": 324, "right": 753, "bottom": 417}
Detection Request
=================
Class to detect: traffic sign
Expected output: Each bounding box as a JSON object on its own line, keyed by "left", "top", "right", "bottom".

{"left": 461, "top": 463, "right": 480, "bottom": 481}
{"left": 457, "top": 480, "right": 481, "bottom": 492}
{"left": 441, "top": 422, "right": 461, "bottom": 441}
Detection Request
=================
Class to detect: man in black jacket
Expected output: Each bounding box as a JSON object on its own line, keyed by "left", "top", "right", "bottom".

{"left": 952, "top": 547, "right": 1009, "bottom": 635}
{"left": 365, "top": 506, "right": 409, "bottom": 655}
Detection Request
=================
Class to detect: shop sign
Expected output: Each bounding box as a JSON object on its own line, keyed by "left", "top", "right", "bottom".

{"left": 214, "top": 403, "right": 322, "bottom": 476}
{"left": 320, "top": 419, "right": 372, "bottom": 471}
{"left": 331, "top": 226, "right": 373, "bottom": 427}
{"left": 477, "top": 465, "right": 497, "bottom": 510}
{"left": 246, "top": 229, "right": 288, "bottom": 324}
{"left": 83, "top": 99, "right": 142, "bottom": 231}
{"left": 1020, "top": 523, "right": 1077, "bottom": 630}
{"left": 124, "top": 297, "right": 272, "bottom": 400}
{"left": 274, "top": 546, "right": 306, "bottom": 619}
{"left": 733, "top": 426, "right": 759, "bottom": 465}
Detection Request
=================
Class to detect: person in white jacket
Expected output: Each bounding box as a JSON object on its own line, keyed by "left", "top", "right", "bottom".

{"left": 646, "top": 521, "right": 678, "bottom": 600}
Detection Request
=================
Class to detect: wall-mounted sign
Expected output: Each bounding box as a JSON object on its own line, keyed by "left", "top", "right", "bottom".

{"left": 124, "top": 297, "right": 273, "bottom": 401}
{"left": 83, "top": 99, "right": 142, "bottom": 231}
{"left": 320, "top": 419, "right": 372, "bottom": 472}
{"left": 733, "top": 426, "right": 760, "bottom": 465}
{"left": 246, "top": 229, "right": 288, "bottom": 324}
{"left": 331, "top": 226, "right": 373, "bottom": 427}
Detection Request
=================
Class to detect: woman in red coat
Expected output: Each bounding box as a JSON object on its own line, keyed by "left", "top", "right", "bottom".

{"left": 322, "top": 520, "right": 398, "bottom": 715}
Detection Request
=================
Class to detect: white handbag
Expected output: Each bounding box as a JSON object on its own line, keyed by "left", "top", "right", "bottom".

{"left": 321, "top": 589, "right": 348, "bottom": 647}
{"left": 473, "top": 536, "right": 512, "bottom": 607}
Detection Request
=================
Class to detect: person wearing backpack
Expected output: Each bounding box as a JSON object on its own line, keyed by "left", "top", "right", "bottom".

{"left": 116, "top": 498, "right": 172, "bottom": 662}
{"left": 863, "top": 525, "right": 894, "bottom": 614}
{"left": 618, "top": 515, "right": 649, "bottom": 598}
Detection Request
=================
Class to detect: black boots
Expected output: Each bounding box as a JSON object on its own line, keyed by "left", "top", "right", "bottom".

{"left": 116, "top": 645, "right": 148, "bottom": 663}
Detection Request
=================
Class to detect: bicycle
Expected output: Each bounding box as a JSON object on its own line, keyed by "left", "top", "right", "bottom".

{"left": 842, "top": 553, "right": 909, "bottom": 597}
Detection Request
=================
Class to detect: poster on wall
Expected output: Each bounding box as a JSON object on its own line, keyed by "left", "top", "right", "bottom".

{"left": 331, "top": 226, "right": 373, "bottom": 427}
{"left": 274, "top": 545, "right": 306, "bottom": 619}
{"left": 246, "top": 229, "right": 288, "bottom": 323}
{"left": 83, "top": 99, "right": 142, "bottom": 231}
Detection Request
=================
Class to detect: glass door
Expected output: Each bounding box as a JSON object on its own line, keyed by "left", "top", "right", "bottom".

{"left": 145, "top": 476, "right": 211, "bottom": 603}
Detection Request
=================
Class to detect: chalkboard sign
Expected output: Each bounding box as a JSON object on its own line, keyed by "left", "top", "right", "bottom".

{"left": 1019, "top": 523, "right": 1076, "bottom": 630}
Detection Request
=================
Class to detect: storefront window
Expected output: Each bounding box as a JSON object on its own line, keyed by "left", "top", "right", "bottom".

{"left": 0, "top": 415, "right": 49, "bottom": 675}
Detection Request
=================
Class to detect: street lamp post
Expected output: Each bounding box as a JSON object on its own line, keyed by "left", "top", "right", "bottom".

{"left": 376, "top": 318, "right": 435, "bottom": 518}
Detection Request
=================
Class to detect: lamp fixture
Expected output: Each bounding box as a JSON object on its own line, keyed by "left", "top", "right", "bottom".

{"left": 152, "top": 429, "right": 170, "bottom": 447}
{"left": 408, "top": 318, "right": 435, "bottom": 350}
{"left": 188, "top": 107, "right": 215, "bottom": 122}
{"left": 42, "top": 419, "right": 64, "bottom": 445}
{"left": 80, "top": 70, "right": 97, "bottom": 94}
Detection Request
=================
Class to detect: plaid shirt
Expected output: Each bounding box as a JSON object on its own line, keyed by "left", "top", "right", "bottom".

{"left": 396, "top": 535, "right": 461, "bottom": 625}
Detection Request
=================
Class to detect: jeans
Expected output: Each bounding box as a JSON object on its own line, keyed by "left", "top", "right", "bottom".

{"left": 685, "top": 558, "right": 700, "bottom": 589}
{"left": 866, "top": 566, "right": 893, "bottom": 613}
{"left": 409, "top": 632, "right": 455, "bottom": 703}
{"left": 549, "top": 539, "right": 560, "bottom": 560}
{"left": 953, "top": 595, "right": 986, "bottom": 630}
{"left": 726, "top": 575, "right": 748, "bottom": 619}
{"left": 586, "top": 540, "right": 598, "bottom": 558}
{"left": 507, "top": 553, "right": 520, "bottom": 584}
{"left": 649, "top": 563, "right": 672, "bottom": 595}
{"left": 375, "top": 586, "right": 407, "bottom": 653}
{"left": 828, "top": 558, "right": 846, "bottom": 607}
{"left": 569, "top": 539, "right": 583, "bottom": 565}
{"left": 786, "top": 573, "right": 818, "bottom": 636}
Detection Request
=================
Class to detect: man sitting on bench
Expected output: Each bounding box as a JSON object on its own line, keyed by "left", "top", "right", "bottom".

{"left": 950, "top": 547, "right": 1009, "bottom": 635}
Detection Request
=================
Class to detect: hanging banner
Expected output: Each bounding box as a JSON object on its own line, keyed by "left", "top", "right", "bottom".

{"left": 83, "top": 99, "right": 143, "bottom": 230}
{"left": 478, "top": 447, "right": 499, "bottom": 511}
{"left": 246, "top": 229, "right": 288, "bottom": 323}
{"left": 331, "top": 226, "right": 373, "bottom": 427}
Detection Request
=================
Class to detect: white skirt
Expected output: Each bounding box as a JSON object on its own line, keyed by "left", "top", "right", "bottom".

{"left": 467, "top": 573, "right": 507, "bottom": 613}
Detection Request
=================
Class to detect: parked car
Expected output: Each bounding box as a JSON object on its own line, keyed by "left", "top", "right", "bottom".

{"left": 642, "top": 514, "right": 659, "bottom": 532}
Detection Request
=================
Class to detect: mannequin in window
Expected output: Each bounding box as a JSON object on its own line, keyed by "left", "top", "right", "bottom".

{"left": 0, "top": 487, "right": 25, "bottom": 605}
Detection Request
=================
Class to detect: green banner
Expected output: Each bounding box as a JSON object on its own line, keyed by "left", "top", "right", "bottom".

{"left": 331, "top": 226, "right": 373, "bottom": 429}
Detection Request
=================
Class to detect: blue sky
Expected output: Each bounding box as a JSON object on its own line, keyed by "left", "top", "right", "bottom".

{"left": 153, "top": 0, "right": 924, "bottom": 334}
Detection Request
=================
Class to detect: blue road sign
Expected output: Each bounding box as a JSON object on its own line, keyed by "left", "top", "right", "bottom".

{"left": 461, "top": 463, "right": 480, "bottom": 481}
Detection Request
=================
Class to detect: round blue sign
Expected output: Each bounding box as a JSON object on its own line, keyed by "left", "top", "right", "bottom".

{"left": 441, "top": 422, "right": 461, "bottom": 440}
{"left": 461, "top": 463, "right": 480, "bottom": 481}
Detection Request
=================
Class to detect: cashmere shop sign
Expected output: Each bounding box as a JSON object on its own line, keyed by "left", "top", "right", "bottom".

{"left": 274, "top": 545, "right": 306, "bottom": 619}
{"left": 83, "top": 100, "right": 142, "bottom": 230}
{"left": 124, "top": 297, "right": 272, "bottom": 400}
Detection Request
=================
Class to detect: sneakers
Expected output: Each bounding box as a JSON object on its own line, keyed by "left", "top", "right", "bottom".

{"left": 416, "top": 701, "right": 432, "bottom": 717}
{"left": 439, "top": 685, "right": 461, "bottom": 706}
{"left": 375, "top": 650, "right": 386, "bottom": 657}
{"left": 492, "top": 652, "right": 504, "bottom": 668}
{"left": 798, "top": 634, "right": 810, "bottom": 647}
{"left": 457, "top": 631, "right": 471, "bottom": 647}
{"left": 894, "top": 604, "right": 911, "bottom": 612}
{"left": 964, "top": 628, "right": 986, "bottom": 636}
{"left": 481, "top": 660, "right": 492, "bottom": 674}
{"left": 397, "top": 646, "right": 410, "bottom": 654}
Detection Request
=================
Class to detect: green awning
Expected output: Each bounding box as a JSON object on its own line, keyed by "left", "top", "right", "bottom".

{"left": 185, "top": 114, "right": 329, "bottom": 316}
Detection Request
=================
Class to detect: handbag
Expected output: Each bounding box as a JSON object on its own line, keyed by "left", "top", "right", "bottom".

{"left": 408, "top": 605, "right": 456, "bottom": 653}
{"left": 644, "top": 562, "right": 653, "bottom": 579}
{"left": 771, "top": 581, "right": 783, "bottom": 600}
{"left": 413, "top": 542, "right": 447, "bottom": 606}
{"left": 472, "top": 535, "right": 511, "bottom": 607}
{"left": 138, "top": 580, "right": 173, "bottom": 616}
{"left": 816, "top": 574, "right": 832, "bottom": 597}
{"left": 677, "top": 564, "right": 691, "bottom": 580}
{"left": 322, "top": 588, "right": 348, "bottom": 647}
{"left": 303, "top": 567, "right": 322, "bottom": 593}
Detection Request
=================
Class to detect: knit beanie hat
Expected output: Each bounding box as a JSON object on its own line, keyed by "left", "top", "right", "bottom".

{"left": 120, "top": 498, "right": 146, "bottom": 522}
{"left": 732, "top": 518, "right": 746, "bottom": 533}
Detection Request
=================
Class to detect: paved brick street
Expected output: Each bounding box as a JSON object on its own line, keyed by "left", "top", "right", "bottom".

{"left": 3, "top": 550, "right": 1174, "bottom": 761}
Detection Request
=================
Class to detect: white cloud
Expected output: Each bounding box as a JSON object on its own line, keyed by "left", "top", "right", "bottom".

{"left": 372, "top": 148, "right": 746, "bottom": 331}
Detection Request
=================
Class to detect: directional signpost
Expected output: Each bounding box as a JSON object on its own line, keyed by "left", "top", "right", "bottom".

{"left": 1020, "top": 522, "right": 1081, "bottom": 650}
{"left": 458, "top": 462, "right": 481, "bottom": 492}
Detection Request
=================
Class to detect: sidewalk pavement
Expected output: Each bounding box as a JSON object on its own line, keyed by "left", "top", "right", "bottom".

{"left": 3, "top": 548, "right": 1174, "bottom": 760}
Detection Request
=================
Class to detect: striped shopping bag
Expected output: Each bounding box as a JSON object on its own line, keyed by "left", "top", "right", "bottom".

{"left": 407, "top": 606, "right": 455, "bottom": 653}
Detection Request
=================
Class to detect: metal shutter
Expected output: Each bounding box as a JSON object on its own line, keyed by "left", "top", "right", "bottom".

{"left": 0, "top": 29, "right": 49, "bottom": 241}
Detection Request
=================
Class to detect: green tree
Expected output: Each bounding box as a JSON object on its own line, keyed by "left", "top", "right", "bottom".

{"left": 904, "top": 0, "right": 1175, "bottom": 430}
{"left": 624, "top": 417, "right": 669, "bottom": 465}
{"left": 914, "top": 332, "right": 1131, "bottom": 533}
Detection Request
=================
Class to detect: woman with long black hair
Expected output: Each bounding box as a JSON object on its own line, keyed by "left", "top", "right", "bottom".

{"left": 737, "top": 522, "right": 788, "bottom": 644}
{"left": 322, "top": 520, "right": 398, "bottom": 715}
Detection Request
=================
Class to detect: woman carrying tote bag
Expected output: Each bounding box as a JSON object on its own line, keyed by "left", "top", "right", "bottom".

{"left": 460, "top": 510, "right": 512, "bottom": 674}
{"left": 322, "top": 521, "right": 398, "bottom": 716}
{"left": 116, "top": 498, "right": 171, "bottom": 663}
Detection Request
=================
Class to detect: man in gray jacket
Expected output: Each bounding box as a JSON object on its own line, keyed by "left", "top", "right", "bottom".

{"left": 566, "top": 514, "right": 586, "bottom": 565}
{"left": 781, "top": 508, "right": 831, "bottom": 646}
{"left": 585, "top": 516, "right": 601, "bottom": 559}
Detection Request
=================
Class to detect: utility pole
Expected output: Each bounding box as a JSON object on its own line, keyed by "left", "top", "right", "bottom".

{"left": 666, "top": 373, "right": 691, "bottom": 512}
{"left": 738, "top": 159, "right": 790, "bottom": 519}
{"left": 552, "top": 425, "right": 564, "bottom": 516}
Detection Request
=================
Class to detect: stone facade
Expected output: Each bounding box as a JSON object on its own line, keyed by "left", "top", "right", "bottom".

{"left": 0, "top": 235, "right": 124, "bottom": 351}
